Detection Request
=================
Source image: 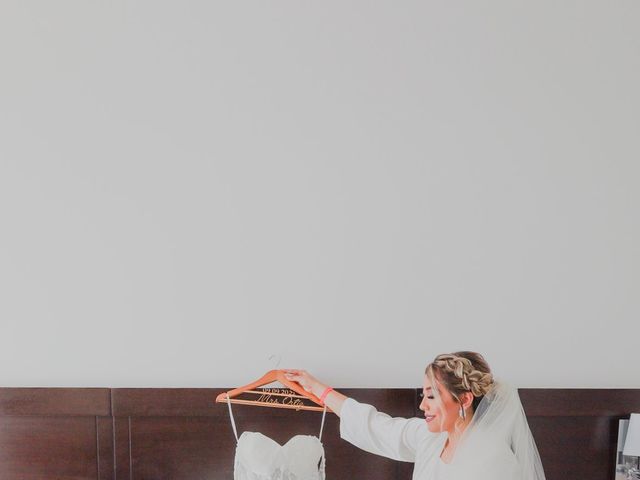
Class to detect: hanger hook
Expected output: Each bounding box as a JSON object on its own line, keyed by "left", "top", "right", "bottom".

{"left": 268, "top": 354, "right": 282, "bottom": 369}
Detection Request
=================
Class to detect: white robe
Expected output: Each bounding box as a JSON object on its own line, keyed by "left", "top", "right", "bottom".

{"left": 339, "top": 397, "right": 521, "bottom": 479}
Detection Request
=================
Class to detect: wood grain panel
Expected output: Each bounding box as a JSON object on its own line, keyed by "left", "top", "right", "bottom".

{"left": 520, "top": 389, "right": 640, "bottom": 417}
{"left": 528, "top": 415, "right": 620, "bottom": 480}
{"left": 114, "top": 416, "right": 131, "bottom": 480}
{"left": 0, "top": 388, "right": 110, "bottom": 416}
{"left": 0, "top": 416, "right": 98, "bottom": 479}
{"left": 97, "top": 416, "right": 115, "bottom": 480}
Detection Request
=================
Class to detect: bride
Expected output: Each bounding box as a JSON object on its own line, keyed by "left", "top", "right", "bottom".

{"left": 284, "top": 351, "right": 546, "bottom": 480}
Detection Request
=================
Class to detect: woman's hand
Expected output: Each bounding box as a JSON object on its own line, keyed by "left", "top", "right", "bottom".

{"left": 283, "top": 369, "right": 323, "bottom": 396}
{"left": 283, "top": 369, "right": 347, "bottom": 417}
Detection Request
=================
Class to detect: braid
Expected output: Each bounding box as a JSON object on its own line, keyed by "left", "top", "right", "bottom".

{"left": 433, "top": 354, "right": 494, "bottom": 397}
{"left": 426, "top": 352, "right": 495, "bottom": 412}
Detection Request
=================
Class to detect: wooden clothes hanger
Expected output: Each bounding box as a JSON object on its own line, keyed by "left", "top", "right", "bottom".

{"left": 215, "top": 369, "right": 333, "bottom": 413}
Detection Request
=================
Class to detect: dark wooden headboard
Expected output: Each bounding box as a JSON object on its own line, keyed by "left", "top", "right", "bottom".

{"left": 0, "top": 387, "right": 638, "bottom": 479}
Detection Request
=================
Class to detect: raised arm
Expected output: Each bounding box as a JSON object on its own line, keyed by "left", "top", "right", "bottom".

{"left": 284, "top": 369, "right": 426, "bottom": 462}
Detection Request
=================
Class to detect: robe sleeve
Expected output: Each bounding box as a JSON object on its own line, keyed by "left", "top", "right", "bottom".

{"left": 339, "top": 397, "right": 430, "bottom": 463}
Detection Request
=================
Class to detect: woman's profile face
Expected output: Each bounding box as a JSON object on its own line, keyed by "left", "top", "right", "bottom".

{"left": 419, "top": 374, "right": 460, "bottom": 433}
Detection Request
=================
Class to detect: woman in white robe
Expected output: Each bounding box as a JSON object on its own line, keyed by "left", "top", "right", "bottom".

{"left": 284, "top": 351, "right": 545, "bottom": 480}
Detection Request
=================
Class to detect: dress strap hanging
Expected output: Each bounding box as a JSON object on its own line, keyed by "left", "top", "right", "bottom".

{"left": 226, "top": 394, "right": 239, "bottom": 443}
{"left": 318, "top": 403, "right": 327, "bottom": 441}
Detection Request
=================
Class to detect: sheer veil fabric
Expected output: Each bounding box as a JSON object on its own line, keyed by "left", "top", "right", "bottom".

{"left": 445, "top": 380, "right": 547, "bottom": 480}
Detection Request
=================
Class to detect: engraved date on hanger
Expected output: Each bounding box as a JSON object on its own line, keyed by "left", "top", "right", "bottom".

{"left": 256, "top": 388, "right": 305, "bottom": 408}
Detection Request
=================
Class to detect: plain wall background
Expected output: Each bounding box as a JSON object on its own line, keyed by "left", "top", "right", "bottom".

{"left": 1, "top": 1, "right": 638, "bottom": 388}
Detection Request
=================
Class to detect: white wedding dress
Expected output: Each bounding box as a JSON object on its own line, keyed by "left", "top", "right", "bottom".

{"left": 226, "top": 395, "right": 327, "bottom": 480}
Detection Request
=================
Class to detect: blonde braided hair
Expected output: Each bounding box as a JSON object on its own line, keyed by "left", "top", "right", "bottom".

{"left": 425, "top": 351, "right": 495, "bottom": 410}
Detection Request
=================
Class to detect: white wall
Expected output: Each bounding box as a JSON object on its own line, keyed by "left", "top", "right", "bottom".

{"left": 1, "top": 1, "right": 638, "bottom": 389}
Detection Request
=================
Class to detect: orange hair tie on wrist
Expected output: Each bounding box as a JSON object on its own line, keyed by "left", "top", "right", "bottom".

{"left": 319, "top": 387, "right": 334, "bottom": 404}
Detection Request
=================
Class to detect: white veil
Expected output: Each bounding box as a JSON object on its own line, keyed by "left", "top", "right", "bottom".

{"left": 448, "top": 380, "right": 547, "bottom": 480}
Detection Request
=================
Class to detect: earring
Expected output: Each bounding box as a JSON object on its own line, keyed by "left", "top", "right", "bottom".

{"left": 459, "top": 406, "right": 466, "bottom": 420}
